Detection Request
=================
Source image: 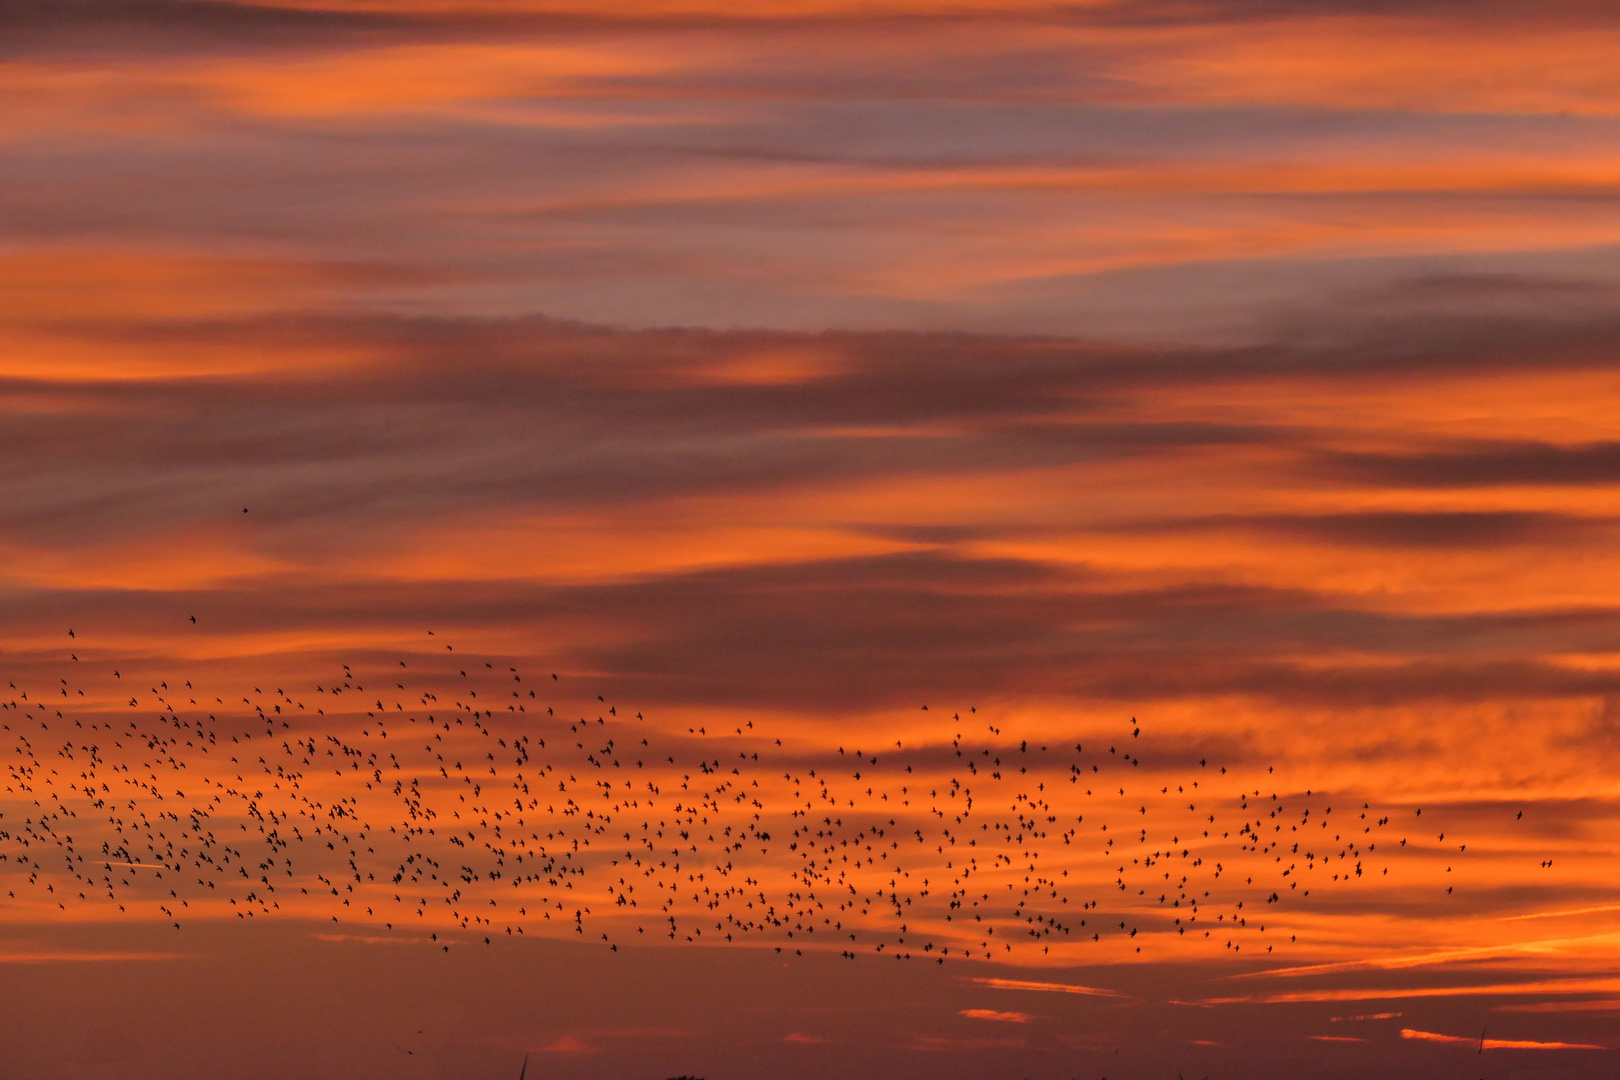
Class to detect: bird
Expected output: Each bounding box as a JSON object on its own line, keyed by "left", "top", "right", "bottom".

{"left": 0, "top": 627, "right": 1461, "bottom": 978}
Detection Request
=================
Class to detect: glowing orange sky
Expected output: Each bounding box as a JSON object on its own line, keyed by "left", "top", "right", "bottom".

{"left": 3, "top": 2, "right": 1620, "bottom": 1077}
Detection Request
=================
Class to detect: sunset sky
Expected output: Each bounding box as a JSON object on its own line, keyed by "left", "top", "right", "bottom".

{"left": 5, "top": 2, "right": 1620, "bottom": 1078}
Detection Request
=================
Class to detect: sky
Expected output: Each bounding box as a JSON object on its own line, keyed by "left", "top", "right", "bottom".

{"left": 4, "top": 2, "right": 1620, "bottom": 1078}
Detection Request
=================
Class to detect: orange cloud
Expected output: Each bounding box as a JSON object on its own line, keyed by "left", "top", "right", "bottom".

{"left": 959, "top": 1008, "right": 1030, "bottom": 1022}
{"left": 1401, "top": 1027, "right": 1606, "bottom": 1050}
{"left": 1207, "top": 978, "right": 1620, "bottom": 1006}
{"left": 11, "top": 1, "right": 1620, "bottom": 1069}
{"left": 0, "top": 948, "right": 186, "bottom": 963}
{"left": 963, "top": 977, "right": 1124, "bottom": 997}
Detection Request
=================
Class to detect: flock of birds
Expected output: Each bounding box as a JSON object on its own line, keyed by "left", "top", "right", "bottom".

{"left": 1, "top": 625, "right": 1474, "bottom": 964}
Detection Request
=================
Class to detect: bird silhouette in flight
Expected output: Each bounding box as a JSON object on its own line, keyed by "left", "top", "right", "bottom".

{"left": 0, "top": 626, "right": 1472, "bottom": 969}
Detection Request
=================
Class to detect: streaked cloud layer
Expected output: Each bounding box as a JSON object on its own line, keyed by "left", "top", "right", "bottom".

{"left": 3, "top": 2, "right": 1620, "bottom": 1077}
{"left": 13, "top": 0, "right": 1620, "bottom": 340}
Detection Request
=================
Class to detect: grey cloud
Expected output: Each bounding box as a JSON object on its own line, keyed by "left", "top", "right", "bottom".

{"left": 1315, "top": 442, "right": 1620, "bottom": 489}
{"left": 8, "top": 312, "right": 1620, "bottom": 543}
{"left": 0, "top": 318, "right": 1278, "bottom": 541}
{"left": 1139, "top": 511, "right": 1618, "bottom": 548}
{"left": 15, "top": 552, "right": 1620, "bottom": 712}
{"left": 0, "top": 0, "right": 404, "bottom": 57}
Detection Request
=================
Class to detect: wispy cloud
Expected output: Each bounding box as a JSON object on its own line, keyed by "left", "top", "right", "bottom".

{"left": 0, "top": 948, "right": 186, "bottom": 963}
{"left": 8, "top": 0, "right": 1620, "bottom": 1071}
{"left": 1494, "top": 999, "right": 1620, "bottom": 1013}
{"left": 959, "top": 1008, "right": 1031, "bottom": 1022}
{"left": 1401, "top": 1027, "right": 1606, "bottom": 1050}
{"left": 1205, "top": 977, "right": 1620, "bottom": 1005}
{"left": 963, "top": 977, "right": 1125, "bottom": 998}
